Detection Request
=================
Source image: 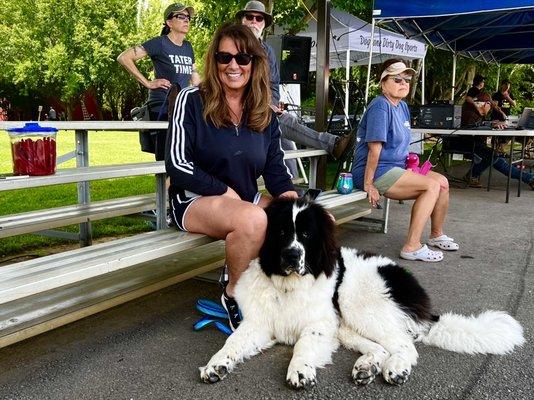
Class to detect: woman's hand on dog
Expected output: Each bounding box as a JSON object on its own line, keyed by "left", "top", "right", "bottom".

{"left": 278, "top": 190, "right": 299, "bottom": 199}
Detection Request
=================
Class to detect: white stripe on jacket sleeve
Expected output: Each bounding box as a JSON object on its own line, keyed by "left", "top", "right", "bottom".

{"left": 169, "top": 86, "right": 198, "bottom": 175}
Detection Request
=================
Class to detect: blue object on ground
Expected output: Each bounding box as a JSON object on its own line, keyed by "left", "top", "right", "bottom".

{"left": 196, "top": 299, "right": 228, "bottom": 319}
{"left": 194, "top": 299, "right": 232, "bottom": 336}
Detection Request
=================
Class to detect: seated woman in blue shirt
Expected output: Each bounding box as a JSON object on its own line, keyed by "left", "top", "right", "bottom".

{"left": 352, "top": 59, "right": 458, "bottom": 262}
{"left": 166, "top": 23, "right": 298, "bottom": 330}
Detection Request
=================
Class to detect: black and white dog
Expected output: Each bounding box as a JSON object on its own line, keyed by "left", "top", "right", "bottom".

{"left": 200, "top": 198, "right": 524, "bottom": 388}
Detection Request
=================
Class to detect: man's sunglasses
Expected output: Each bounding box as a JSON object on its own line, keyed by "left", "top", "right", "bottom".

{"left": 390, "top": 75, "right": 412, "bottom": 84}
{"left": 215, "top": 52, "right": 253, "bottom": 66}
{"left": 244, "top": 13, "right": 265, "bottom": 22}
{"left": 170, "top": 13, "right": 191, "bottom": 21}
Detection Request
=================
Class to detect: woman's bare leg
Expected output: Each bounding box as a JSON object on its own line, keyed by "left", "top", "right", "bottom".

{"left": 384, "top": 171, "right": 441, "bottom": 252}
{"left": 184, "top": 196, "right": 267, "bottom": 296}
{"left": 425, "top": 171, "right": 450, "bottom": 238}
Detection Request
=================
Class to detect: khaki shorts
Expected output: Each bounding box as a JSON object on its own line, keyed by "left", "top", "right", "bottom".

{"left": 374, "top": 167, "right": 406, "bottom": 195}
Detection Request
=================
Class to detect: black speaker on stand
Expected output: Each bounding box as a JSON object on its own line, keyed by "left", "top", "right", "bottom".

{"left": 265, "top": 35, "right": 312, "bottom": 85}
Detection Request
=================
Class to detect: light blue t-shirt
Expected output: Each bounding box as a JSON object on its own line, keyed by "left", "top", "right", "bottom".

{"left": 351, "top": 95, "right": 411, "bottom": 189}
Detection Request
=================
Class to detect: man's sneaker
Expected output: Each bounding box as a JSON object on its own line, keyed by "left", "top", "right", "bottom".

{"left": 467, "top": 176, "right": 482, "bottom": 188}
{"left": 463, "top": 172, "right": 482, "bottom": 188}
{"left": 221, "top": 289, "right": 242, "bottom": 331}
{"left": 331, "top": 133, "right": 355, "bottom": 160}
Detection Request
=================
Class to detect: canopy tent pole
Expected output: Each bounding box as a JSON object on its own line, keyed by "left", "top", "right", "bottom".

{"left": 421, "top": 57, "right": 425, "bottom": 105}
{"left": 451, "top": 53, "right": 457, "bottom": 102}
{"left": 496, "top": 63, "right": 501, "bottom": 91}
{"left": 344, "top": 49, "right": 350, "bottom": 125}
{"left": 364, "top": 18, "right": 376, "bottom": 105}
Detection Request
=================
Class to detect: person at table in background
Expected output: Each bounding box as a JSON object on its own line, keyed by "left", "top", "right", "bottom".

{"left": 48, "top": 107, "right": 57, "bottom": 121}
{"left": 117, "top": 3, "right": 200, "bottom": 161}
{"left": 351, "top": 59, "right": 457, "bottom": 263}
{"left": 492, "top": 79, "right": 516, "bottom": 121}
{"left": 166, "top": 23, "right": 298, "bottom": 330}
{"left": 236, "top": 0, "right": 354, "bottom": 171}
{"left": 492, "top": 79, "right": 517, "bottom": 153}
{"left": 452, "top": 76, "right": 534, "bottom": 189}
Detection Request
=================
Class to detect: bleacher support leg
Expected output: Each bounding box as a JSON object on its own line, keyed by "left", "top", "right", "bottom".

{"left": 76, "top": 129, "right": 92, "bottom": 246}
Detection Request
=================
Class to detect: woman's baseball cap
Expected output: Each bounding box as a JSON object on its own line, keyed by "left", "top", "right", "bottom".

{"left": 380, "top": 61, "right": 416, "bottom": 81}
{"left": 164, "top": 3, "right": 195, "bottom": 20}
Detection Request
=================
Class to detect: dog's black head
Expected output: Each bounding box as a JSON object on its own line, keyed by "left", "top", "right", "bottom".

{"left": 259, "top": 198, "right": 338, "bottom": 278}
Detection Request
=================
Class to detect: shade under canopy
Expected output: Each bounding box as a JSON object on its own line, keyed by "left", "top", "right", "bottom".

{"left": 373, "top": 0, "right": 534, "bottom": 64}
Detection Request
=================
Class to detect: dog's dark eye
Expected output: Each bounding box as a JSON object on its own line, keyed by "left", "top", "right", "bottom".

{"left": 301, "top": 231, "right": 309, "bottom": 239}
{"left": 280, "top": 230, "right": 285, "bottom": 236}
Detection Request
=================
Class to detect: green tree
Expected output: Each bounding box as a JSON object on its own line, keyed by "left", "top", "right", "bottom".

{"left": 1, "top": 1, "right": 531, "bottom": 119}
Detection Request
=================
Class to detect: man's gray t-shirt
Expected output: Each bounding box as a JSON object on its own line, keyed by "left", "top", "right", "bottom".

{"left": 142, "top": 36, "right": 195, "bottom": 106}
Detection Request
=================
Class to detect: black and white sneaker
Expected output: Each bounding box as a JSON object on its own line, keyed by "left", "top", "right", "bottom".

{"left": 218, "top": 265, "right": 229, "bottom": 289}
{"left": 221, "top": 289, "right": 242, "bottom": 331}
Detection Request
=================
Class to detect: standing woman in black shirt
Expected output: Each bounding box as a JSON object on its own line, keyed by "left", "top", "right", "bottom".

{"left": 118, "top": 3, "right": 200, "bottom": 160}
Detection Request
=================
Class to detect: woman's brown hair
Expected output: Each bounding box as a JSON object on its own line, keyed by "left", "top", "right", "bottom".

{"left": 201, "top": 23, "right": 272, "bottom": 132}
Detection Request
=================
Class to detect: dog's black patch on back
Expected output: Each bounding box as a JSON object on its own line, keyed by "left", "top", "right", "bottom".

{"left": 355, "top": 249, "right": 376, "bottom": 260}
{"left": 377, "top": 264, "right": 434, "bottom": 322}
{"left": 332, "top": 249, "right": 345, "bottom": 314}
{"left": 260, "top": 198, "right": 338, "bottom": 278}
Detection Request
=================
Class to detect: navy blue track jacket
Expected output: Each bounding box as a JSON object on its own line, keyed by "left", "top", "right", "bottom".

{"left": 165, "top": 86, "right": 294, "bottom": 202}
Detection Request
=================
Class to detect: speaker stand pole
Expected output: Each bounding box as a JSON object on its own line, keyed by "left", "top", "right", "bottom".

{"left": 344, "top": 49, "right": 350, "bottom": 127}
{"left": 315, "top": 0, "right": 330, "bottom": 189}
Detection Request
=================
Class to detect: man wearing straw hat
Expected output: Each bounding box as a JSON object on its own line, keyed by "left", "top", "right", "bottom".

{"left": 236, "top": 1, "right": 354, "bottom": 163}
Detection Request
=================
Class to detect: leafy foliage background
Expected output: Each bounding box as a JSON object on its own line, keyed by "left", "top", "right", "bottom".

{"left": 1, "top": 0, "right": 532, "bottom": 119}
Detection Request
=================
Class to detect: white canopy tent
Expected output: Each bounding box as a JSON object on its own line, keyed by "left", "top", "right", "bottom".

{"left": 301, "top": 8, "right": 426, "bottom": 70}
{"left": 296, "top": 8, "right": 427, "bottom": 116}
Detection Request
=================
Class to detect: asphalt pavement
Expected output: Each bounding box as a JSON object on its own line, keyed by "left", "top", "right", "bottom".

{"left": 0, "top": 170, "right": 533, "bottom": 400}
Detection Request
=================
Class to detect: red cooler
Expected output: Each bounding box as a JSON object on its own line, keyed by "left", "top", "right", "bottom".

{"left": 8, "top": 122, "right": 58, "bottom": 176}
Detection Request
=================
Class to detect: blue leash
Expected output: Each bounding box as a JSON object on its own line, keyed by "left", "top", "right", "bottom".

{"left": 194, "top": 299, "right": 232, "bottom": 336}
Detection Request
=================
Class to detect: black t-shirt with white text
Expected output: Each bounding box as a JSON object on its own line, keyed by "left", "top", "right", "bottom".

{"left": 142, "top": 36, "right": 195, "bottom": 107}
{"left": 491, "top": 91, "right": 514, "bottom": 121}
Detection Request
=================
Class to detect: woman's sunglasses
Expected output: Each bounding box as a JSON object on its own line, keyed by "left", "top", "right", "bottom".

{"left": 244, "top": 14, "right": 265, "bottom": 22}
{"left": 215, "top": 52, "right": 253, "bottom": 66}
{"left": 170, "top": 13, "right": 191, "bottom": 21}
{"left": 390, "top": 75, "right": 412, "bottom": 84}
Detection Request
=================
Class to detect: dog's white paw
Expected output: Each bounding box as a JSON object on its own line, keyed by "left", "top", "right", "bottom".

{"left": 352, "top": 353, "right": 382, "bottom": 385}
{"left": 286, "top": 363, "right": 317, "bottom": 390}
{"left": 199, "top": 364, "right": 230, "bottom": 384}
{"left": 382, "top": 355, "right": 411, "bottom": 385}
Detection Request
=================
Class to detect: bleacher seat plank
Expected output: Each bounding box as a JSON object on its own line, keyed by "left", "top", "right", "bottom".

{"left": 0, "top": 230, "right": 218, "bottom": 305}
{"left": 330, "top": 203, "right": 372, "bottom": 225}
{"left": 0, "top": 191, "right": 369, "bottom": 305}
{"left": 0, "top": 162, "right": 166, "bottom": 191}
{"left": 0, "top": 194, "right": 156, "bottom": 238}
{"left": 0, "top": 241, "right": 227, "bottom": 348}
{"left": 0, "top": 150, "right": 325, "bottom": 192}
{"left": 318, "top": 190, "right": 368, "bottom": 208}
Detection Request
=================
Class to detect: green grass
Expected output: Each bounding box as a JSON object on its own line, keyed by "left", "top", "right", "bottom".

{"left": 0, "top": 131, "right": 156, "bottom": 258}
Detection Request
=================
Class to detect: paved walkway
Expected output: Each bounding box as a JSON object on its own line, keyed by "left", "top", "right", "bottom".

{"left": 1, "top": 171, "right": 533, "bottom": 400}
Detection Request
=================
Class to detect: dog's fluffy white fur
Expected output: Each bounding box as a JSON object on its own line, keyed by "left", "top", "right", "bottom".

{"left": 200, "top": 199, "right": 524, "bottom": 388}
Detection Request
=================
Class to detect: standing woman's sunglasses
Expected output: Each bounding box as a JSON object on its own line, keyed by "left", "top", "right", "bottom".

{"left": 215, "top": 52, "right": 254, "bottom": 66}
{"left": 170, "top": 13, "right": 191, "bottom": 21}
